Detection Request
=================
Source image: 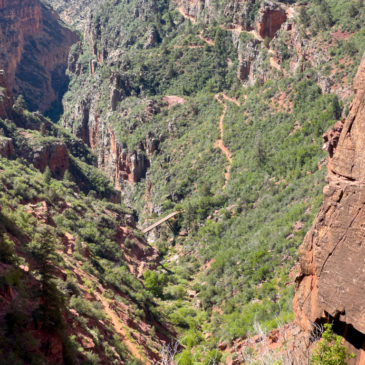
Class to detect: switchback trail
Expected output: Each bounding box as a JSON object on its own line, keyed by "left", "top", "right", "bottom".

{"left": 214, "top": 93, "right": 240, "bottom": 187}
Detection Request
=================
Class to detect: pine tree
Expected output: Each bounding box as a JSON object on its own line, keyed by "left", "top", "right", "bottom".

{"left": 214, "top": 28, "right": 228, "bottom": 91}
{"left": 13, "top": 95, "right": 27, "bottom": 112}
{"left": 29, "top": 227, "right": 63, "bottom": 329}
{"left": 43, "top": 166, "right": 52, "bottom": 185}
{"left": 299, "top": 7, "right": 311, "bottom": 27}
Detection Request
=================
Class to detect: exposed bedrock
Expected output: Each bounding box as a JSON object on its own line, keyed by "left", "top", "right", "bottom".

{"left": 0, "top": 0, "right": 78, "bottom": 119}
{"left": 256, "top": 1, "right": 287, "bottom": 40}
{"left": 294, "top": 52, "right": 365, "bottom": 363}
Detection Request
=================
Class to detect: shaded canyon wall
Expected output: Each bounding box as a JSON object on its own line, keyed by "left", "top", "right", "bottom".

{"left": 0, "top": 0, "right": 78, "bottom": 119}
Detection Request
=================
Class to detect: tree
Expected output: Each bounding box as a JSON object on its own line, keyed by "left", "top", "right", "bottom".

{"left": 311, "top": 323, "right": 355, "bottom": 365}
{"left": 13, "top": 95, "right": 27, "bottom": 112}
{"left": 28, "top": 227, "right": 64, "bottom": 329}
{"left": 63, "top": 169, "right": 73, "bottom": 182}
{"left": 144, "top": 270, "right": 166, "bottom": 297}
{"left": 175, "top": 349, "right": 193, "bottom": 365}
{"left": 0, "top": 231, "right": 16, "bottom": 264}
{"left": 299, "top": 7, "right": 311, "bottom": 27}
{"left": 40, "top": 123, "right": 47, "bottom": 136}
{"left": 43, "top": 166, "right": 52, "bottom": 185}
{"left": 254, "top": 134, "right": 267, "bottom": 167}
{"left": 184, "top": 202, "right": 195, "bottom": 230}
{"left": 214, "top": 28, "right": 228, "bottom": 91}
{"left": 314, "top": 0, "right": 333, "bottom": 30}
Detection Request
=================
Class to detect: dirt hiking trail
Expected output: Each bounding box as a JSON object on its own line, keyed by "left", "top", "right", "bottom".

{"left": 64, "top": 257, "right": 149, "bottom": 364}
{"left": 214, "top": 93, "right": 240, "bottom": 187}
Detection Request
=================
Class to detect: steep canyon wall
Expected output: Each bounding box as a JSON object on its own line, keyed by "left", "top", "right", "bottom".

{"left": 294, "top": 52, "right": 365, "bottom": 363}
{"left": 0, "top": 0, "right": 77, "bottom": 119}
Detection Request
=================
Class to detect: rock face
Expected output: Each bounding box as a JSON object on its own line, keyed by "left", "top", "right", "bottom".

{"left": 322, "top": 120, "right": 344, "bottom": 158}
{"left": 0, "top": 0, "right": 77, "bottom": 118}
{"left": 175, "top": 0, "right": 261, "bottom": 30}
{"left": 32, "top": 142, "right": 69, "bottom": 177}
{"left": 237, "top": 40, "right": 260, "bottom": 82}
{"left": 294, "top": 53, "right": 365, "bottom": 362}
{"left": 0, "top": 73, "right": 12, "bottom": 119}
{"left": 0, "top": 137, "right": 15, "bottom": 158}
{"left": 256, "top": 1, "right": 287, "bottom": 40}
{"left": 66, "top": 104, "right": 151, "bottom": 189}
{"left": 45, "top": 0, "right": 102, "bottom": 29}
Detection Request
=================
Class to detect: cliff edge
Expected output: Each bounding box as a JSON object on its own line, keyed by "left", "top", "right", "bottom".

{"left": 0, "top": 0, "right": 77, "bottom": 119}
{"left": 294, "top": 52, "right": 365, "bottom": 363}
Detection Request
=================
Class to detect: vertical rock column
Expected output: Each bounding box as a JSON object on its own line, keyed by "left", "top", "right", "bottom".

{"left": 294, "top": 52, "right": 365, "bottom": 361}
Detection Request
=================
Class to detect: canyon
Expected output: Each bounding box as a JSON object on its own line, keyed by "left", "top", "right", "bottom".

{"left": 1, "top": 0, "right": 365, "bottom": 363}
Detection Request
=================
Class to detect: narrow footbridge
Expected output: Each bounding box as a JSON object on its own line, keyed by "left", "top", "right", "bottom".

{"left": 142, "top": 211, "right": 183, "bottom": 234}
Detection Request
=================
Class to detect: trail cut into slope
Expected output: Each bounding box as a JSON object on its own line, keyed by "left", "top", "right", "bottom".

{"left": 214, "top": 94, "right": 240, "bottom": 187}
{"left": 178, "top": 6, "right": 196, "bottom": 23}
{"left": 198, "top": 30, "right": 215, "bottom": 46}
{"left": 64, "top": 258, "right": 149, "bottom": 364}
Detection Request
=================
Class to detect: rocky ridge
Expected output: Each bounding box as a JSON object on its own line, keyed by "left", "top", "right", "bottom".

{"left": 46, "top": 0, "right": 102, "bottom": 29}
{"left": 62, "top": 0, "right": 291, "bottom": 193}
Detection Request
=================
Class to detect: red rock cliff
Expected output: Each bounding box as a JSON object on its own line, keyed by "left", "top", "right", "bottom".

{"left": 256, "top": 2, "right": 287, "bottom": 40}
{"left": 0, "top": 0, "right": 77, "bottom": 116}
{"left": 294, "top": 52, "right": 365, "bottom": 363}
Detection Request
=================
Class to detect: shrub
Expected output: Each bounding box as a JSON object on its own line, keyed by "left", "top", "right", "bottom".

{"left": 143, "top": 270, "right": 167, "bottom": 297}
{"left": 311, "top": 324, "right": 355, "bottom": 365}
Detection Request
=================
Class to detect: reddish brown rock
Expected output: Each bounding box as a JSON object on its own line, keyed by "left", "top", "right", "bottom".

{"left": 32, "top": 142, "right": 69, "bottom": 177}
{"left": 42, "top": 334, "right": 64, "bottom": 363}
{"left": 256, "top": 1, "right": 287, "bottom": 40}
{"left": 110, "top": 130, "right": 150, "bottom": 188}
{"left": 294, "top": 53, "right": 365, "bottom": 362}
{"left": 293, "top": 220, "right": 304, "bottom": 232}
{"left": 322, "top": 119, "right": 344, "bottom": 158}
{"left": 0, "top": 137, "right": 15, "bottom": 158}
{"left": 0, "top": 0, "right": 77, "bottom": 114}
{"left": 174, "top": 0, "right": 257, "bottom": 29}
{"left": 65, "top": 98, "right": 151, "bottom": 190}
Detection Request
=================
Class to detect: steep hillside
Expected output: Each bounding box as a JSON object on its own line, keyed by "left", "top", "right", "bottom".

{"left": 2, "top": 0, "right": 365, "bottom": 363}
{"left": 58, "top": 0, "right": 365, "bottom": 362}
{"left": 0, "top": 0, "right": 78, "bottom": 120}
{"left": 0, "top": 95, "right": 175, "bottom": 364}
{"left": 45, "top": 0, "right": 102, "bottom": 29}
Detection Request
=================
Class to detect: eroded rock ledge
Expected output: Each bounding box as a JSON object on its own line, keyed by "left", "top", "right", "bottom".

{"left": 294, "top": 52, "right": 365, "bottom": 363}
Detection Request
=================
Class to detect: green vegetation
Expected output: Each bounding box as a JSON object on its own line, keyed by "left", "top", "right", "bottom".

{"left": 0, "top": 106, "right": 161, "bottom": 364}
{"left": 2, "top": 0, "right": 365, "bottom": 362}
{"left": 59, "top": 0, "right": 365, "bottom": 361}
{"left": 311, "top": 324, "right": 355, "bottom": 365}
{"left": 144, "top": 270, "right": 167, "bottom": 297}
